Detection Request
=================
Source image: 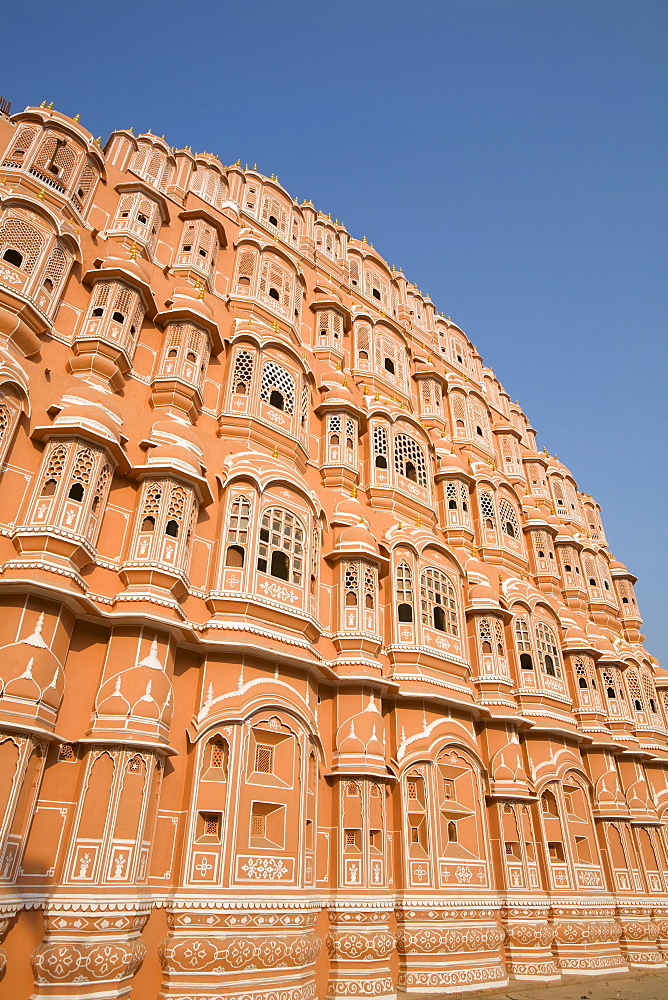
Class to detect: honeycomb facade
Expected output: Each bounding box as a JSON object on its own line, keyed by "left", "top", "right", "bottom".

{"left": 0, "top": 103, "right": 666, "bottom": 1000}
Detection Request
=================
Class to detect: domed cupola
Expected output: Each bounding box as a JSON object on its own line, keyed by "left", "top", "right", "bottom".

{"left": 0, "top": 613, "right": 64, "bottom": 733}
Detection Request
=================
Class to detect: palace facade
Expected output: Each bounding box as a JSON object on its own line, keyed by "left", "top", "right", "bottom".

{"left": 0, "top": 102, "right": 666, "bottom": 1000}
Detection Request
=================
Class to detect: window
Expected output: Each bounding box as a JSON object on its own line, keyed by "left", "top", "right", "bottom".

{"left": 535, "top": 622, "right": 561, "bottom": 678}
{"left": 420, "top": 568, "right": 459, "bottom": 635}
{"left": 231, "top": 349, "right": 255, "bottom": 395}
{"left": 260, "top": 361, "right": 295, "bottom": 415}
{"left": 225, "top": 495, "right": 251, "bottom": 568}
{"left": 498, "top": 497, "right": 520, "bottom": 541}
{"left": 396, "top": 561, "right": 414, "bottom": 623}
{"left": 257, "top": 507, "right": 305, "bottom": 585}
{"left": 394, "top": 433, "right": 427, "bottom": 487}
{"left": 515, "top": 618, "right": 533, "bottom": 670}
{"left": 373, "top": 424, "right": 388, "bottom": 470}
{"left": 254, "top": 744, "right": 274, "bottom": 773}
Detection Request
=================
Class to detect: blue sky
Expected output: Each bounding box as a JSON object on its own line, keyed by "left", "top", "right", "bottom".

{"left": 4, "top": 1, "right": 667, "bottom": 659}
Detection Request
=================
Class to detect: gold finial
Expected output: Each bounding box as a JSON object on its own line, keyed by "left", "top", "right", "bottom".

{"left": 272, "top": 321, "right": 281, "bottom": 333}
{"left": 73, "top": 113, "right": 80, "bottom": 122}
{"left": 95, "top": 136, "right": 102, "bottom": 146}
{"left": 39, "top": 100, "right": 46, "bottom": 108}
{"left": 397, "top": 522, "right": 403, "bottom": 529}
{"left": 37, "top": 188, "right": 45, "bottom": 200}
{"left": 374, "top": 391, "right": 380, "bottom": 401}
{"left": 235, "top": 159, "right": 241, "bottom": 166}
{"left": 128, "top": 126, "right": 134, "bottom": 133}
{"left": 470, "top": 545, "right": 478, "bottom": 557}
{"left": 253, "top": 163, "right": 257, "bottom": 170}
{"left": 129, "top": 242, "right": 138, "bottom": 260}
{"left": 343, "top": 377, "right": 348, "bottom": 386}
{"left": 400, "top": 400, "right": 405, "bottom": 408}
{"left": 415, "top": 517, "right": 421, "bottom": 527}
{"left": 47, "top": 102, "right": 53, "bottom": 109}
{"left": 351, "top": 485, "right": 357, "bottom": 498}
{"left": 272, "top": 444, "right": 279, "bottom": 458}
{"left": 301, "top": 352, "right": 307, "bottom": 360}
{"left": 335, "top": 361, "right": 342, "bottom": 371}
{"left": 363, "top": 384, "right": 369, "bottom": 395}
{"left": 362, "top": 235, "right": 367, "bottom": 244}
{"left": 198, "top": 288, "right": 205, "bottom": 300}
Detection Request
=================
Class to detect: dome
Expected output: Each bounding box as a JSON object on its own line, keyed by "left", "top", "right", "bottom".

{"left": 0, "top": 614, "right": 64, "bottom": 711}
{"left": 332, "top": 495, "right": 367, "bottom": 525}
{"left": 151, "top": 418, "right": 203, "bottom": 456}
{"left": 54, "top": 386, "right": 124, "bottom": 442}
{"left": 146, "top": 442, "right": 202, "bottom": 476}
{"left": 468, "top": 582, "right": 499, "bottom": 604}
{"left": 337, "top": 522, "right": 380, "bottom": 556}
{"left": 98, "top": 244, "right": 151, "bottom": 285}
{"left": 169, "top": 283, "right": 216, "bottom": 322}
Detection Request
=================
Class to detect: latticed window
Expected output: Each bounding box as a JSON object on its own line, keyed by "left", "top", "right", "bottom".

{"left": 563, "top": 481, "right": 581, "bottom": 522}
{"left": 34, "top": 133, "right": 78, "bottom": 185}
{"left": 132, "top": 479, "right": 196, "bottom": 568}
{"left": 494, "top": 620, "right": 505, "bottom": 655}
{"left": 192, "top": 165, "right": 224, "bottom": 207}
{"left": 420, "top": 568, "right": 459, "bottom": 635}
{"left": 396, "top": 561, "right": 414, "bottom": 622}
{"left": 344, "top": 562, "right": 359, "bottom": 606}
{"left": 234, "top": 249, "right": 257, "bottom": 295}
{"left": 0, "top": 216, "right": 45, "bottom": 274}
{"left": 2, "top": 124, "right": 39, "bottom": 167}
{"left": 130, "top": 144, "right": 173, "bottom": 190}
{"left": 176, "top": 219, "right": 219, "bottom": 276}
{"left": 87, "top": 463, "right": 112, "bottom": 539}
{"left": 478, "top": 617, "right": 493, "bottom": 654}
{"left": 317, "top": 308, "right": 343, "bottom": 348}
{"left": 583, "top": 554, "right": 598, "bottom": 590}
{"left": 394, "top": 433, "right": 427, "bottom": 487}
{"left": 375, "top": 331, "right": 405, "bottom": 385}
{"left": 257, "top": 507, "right": 305, "bottom": 585}
{"left": 110, "top": 192, "right": 161, "bottom": 251}
{"left": 372, "top": 424, "right": 388, "bottom": 469}
{"left": 469, "top": 400, "right": 492, "bottom": 448}
{"left": 498, "top": 497, "right": 520, "bottom": 540}
{"left": 364, "top": 565, "right": 377, "bottom": 610}
{"left": 515, "top": 618, "right": 533, "bottom": 670}
{"left": 258, "top": 255, "right": 295, "bottom": 318}
{"left": 450, "top": 337, "right": 468, "bottom": 370}
{"left": 225, "top": 495, "right": 252, "bottom": 568}
{"left": 559, "top": 545, "right": 582, "bottom": 583}
{"left": 535, "top": 622, "right": 561, "bottom": 678}
{"left": 451, "top": 394, "right": 468, "bottom": 437}
{"left": 617, "top": 578, "right": 638, "bottom": 612}
{"left": 364, "top": 266, "right": 389, "bottom": 307}
{"left": 445, "top": 481, "right": 471, "bottom": 526}
{"left": 552, "top": 478, "right": 567, "bottom": 515}
{"left": 479, "top": 491, "right": 496, "bottom": 530}
{"left": 260, "top": 196, "right": 288, "bottom": 238}
{"left": 642, "top": 671, "right": 659, "bottom": 715}
{"left": 527, "top": 462, "right": 549, "bottom": 497}
{"left": 0, "top": 396, "right": 22, "bottom": 465}
{"left": 231, "top": 349, "right": 255, "bottom": 395}
{"left": 260, "top": 360, "right": 295, "bottom": 414}
{"left": 626, "top": 668, "right": 644, "bottom": 713}
{"left": 420, "top": 378, "right": 442, "bottom": 414}
{"left": 157, "top": 322, "right": 210, "bottom": 389}
{"left": 355, "top": 322, "right": 371, "bottom": 366}
{"left": 349, "top": 257, "right": 361, "bottom": 287}
{"left": 254, "top": 744, "right": 274, "bottom": 773}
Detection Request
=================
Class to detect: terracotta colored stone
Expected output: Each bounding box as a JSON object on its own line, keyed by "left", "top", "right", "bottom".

{"left": 0, "top": 104, "right": 666, "bottom": 1000}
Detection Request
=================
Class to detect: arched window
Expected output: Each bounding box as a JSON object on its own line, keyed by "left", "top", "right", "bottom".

{"left": 394, "top": 433, "right": 427, "bottom": 487}
{"left": 257, "top": 507, "right": 305, "bottom": 586}
{"left": 0, "top": 216, "right": 45, "bottom": 275}
{"left": 515, "top": 618, "right": 533, "bottom": 670}
{"left": 420, "top": 568, "right": 459, "bottom": 635}
{"left": 84, "top": 281, "right": 145, "bottom": 354}
{"left": 260, "top": 361, "right": 295, "bottom": 415}
{"left": 396, "top": 561, "right": 414, "bottom": 623}
{"left": 225, "top": 495, "right": 251, "bottom": 568}
{"left": 479, "top": 491, "right": 496, "bottom": 533}
{"left": 372, "top": 424, "right": 388, "bottom": 470}
{"left": 498, "top": 497, "right": 520, "bottom": 541}
{"left": 535, "top": 621, "right": 561, "bottom": 678}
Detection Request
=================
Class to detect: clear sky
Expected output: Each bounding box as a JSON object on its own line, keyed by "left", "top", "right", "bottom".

{"left": 4, "top": 1, "right": 667, "bottom": 658}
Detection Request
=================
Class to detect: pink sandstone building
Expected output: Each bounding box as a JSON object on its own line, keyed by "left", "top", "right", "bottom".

{"left": 0, "top": 101, "right": 666, "bottom": 1000}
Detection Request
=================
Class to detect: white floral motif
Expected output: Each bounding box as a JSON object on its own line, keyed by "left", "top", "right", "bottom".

{"left": 455, "top": 865, "right": 472, "bottom": 883}
{"left": 259, "top": 581, "right": 298, "bottom": 604}
{"left": 241, "top": 856, "right": 289, "bottom": 880}
{"left": 0, "top": 267, "right": 23, "bottom": 285}
{"left": 267, "top": 409, "right": 286, "bottom": 425}
{"left": 433, "top": 635, "right": 451, "bottom": 650}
